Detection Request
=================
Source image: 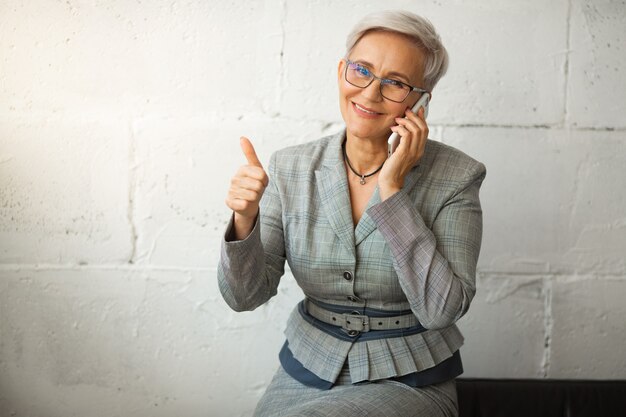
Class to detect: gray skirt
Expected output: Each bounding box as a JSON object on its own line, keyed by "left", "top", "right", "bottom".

{"left": 253, "top": 365, "right": 458, "bottom": 417}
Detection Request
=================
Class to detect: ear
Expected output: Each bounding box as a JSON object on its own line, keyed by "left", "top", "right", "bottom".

{"left": 337, "top": 59, "right": 345, "bottom": 82}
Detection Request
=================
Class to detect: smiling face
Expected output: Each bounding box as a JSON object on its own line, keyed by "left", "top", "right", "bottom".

{"left": 338, "top": 30, "right": 427, "bottom": 144}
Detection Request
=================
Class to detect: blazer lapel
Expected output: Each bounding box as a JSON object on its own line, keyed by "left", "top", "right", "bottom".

{"left": 354, "top": 186, "right": 380, "bottom": 246}
{"left": 315, "top": 132, "right": 356, "bottom": 256}
{"left": 314, "top": 133, "right": 433, "bottom": 251}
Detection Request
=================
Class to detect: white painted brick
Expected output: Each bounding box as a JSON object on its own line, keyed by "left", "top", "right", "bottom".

{"left": 0, "top": 118, "right": 131, "bottom": 264}
{"left": 0, "top": 1, "right": 283, "bottom": 119}
{"left": 443, "top": 127, "right": 626, "bottom": 275}
{"left": 435, "top": 0, "right": 569, "bottom": 126}
{"left": 550, "top": 278, "right": 626, "bottom": 378}
{"left": 1, "top": 269, "right": 152, "bottom": 416}
{"left": 279, "top": 0, "right": 568, "bottom": 126}
{"left": 560, "top": 130, "right": 626, "bottom": 274}
{"left": 0, "top": 267, "right": 302, "bottom": 416}
{"left": 132, "top": 114, "right": 331, "bottom": 267}
{"left": 568, "top": 0, "right": 626, "bottom": 129}
{"left": 1, "top": 2, "right": 626, "bottom": 413}
{"left": 457, "top": 275, "right": 546, "bottom": 378}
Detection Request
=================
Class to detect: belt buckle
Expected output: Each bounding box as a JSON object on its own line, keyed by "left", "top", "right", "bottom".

{"left": 342, "top": 311, "right": 370, "bottom": 336}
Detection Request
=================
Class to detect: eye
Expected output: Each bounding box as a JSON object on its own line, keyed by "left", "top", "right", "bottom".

{"left": 382, "top": 78, "right": 406, "bottom": 90}
{"left": 357, "top": 65, "right": 370, "bottom": 76}
{"left": 351, "top": 63, "right": 371, "bottom": 78}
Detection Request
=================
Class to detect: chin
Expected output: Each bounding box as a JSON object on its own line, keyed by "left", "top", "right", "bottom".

{"left": 349, "top": 129, "right": 387, "bottom": 142}
{"left": 347, "top": 121, "right": 388, "bottom": 141}
{"left": 342, "top": 105, "right": 390, "bottom": 140}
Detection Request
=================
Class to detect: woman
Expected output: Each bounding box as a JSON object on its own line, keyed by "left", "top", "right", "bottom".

{"left": 219, "top": 10, "right": 486, "bottom": 417}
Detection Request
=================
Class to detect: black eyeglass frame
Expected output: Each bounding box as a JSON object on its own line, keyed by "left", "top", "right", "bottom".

{"left": 344, "top": 59, "right": 429, "bottom": 103}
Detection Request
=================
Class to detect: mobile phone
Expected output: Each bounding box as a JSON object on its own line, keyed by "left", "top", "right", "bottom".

{"left": 387, "top": 92, "right": 430, "bottom": 157}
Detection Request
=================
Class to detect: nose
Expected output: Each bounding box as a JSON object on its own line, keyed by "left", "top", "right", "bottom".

{"left": 360, "top": 78, "right": 384, "bottom": 102}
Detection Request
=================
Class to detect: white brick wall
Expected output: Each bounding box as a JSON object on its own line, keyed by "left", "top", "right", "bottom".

{"left": 1, "top": 1, "right": 625, "bottom": 416}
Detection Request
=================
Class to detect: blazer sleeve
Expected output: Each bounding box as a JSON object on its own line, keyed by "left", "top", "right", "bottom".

{"left": 217, "top": 152, "right": 287, "bottom": 312}
{"left": 366, "top": 160, "right": 486, "bottom": 329}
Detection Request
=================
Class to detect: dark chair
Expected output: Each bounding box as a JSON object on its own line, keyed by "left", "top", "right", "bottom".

{"left": 456, "top": 378, "right": 626, "bottom": 417}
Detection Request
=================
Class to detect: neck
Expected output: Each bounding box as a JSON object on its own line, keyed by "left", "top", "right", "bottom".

{"left": 344, "top": 132, "right": 388, "bottom": 174}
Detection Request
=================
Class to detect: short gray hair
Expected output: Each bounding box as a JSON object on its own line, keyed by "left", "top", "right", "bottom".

{"left": 345, "top": 10, "right": 449, "bottom": 91}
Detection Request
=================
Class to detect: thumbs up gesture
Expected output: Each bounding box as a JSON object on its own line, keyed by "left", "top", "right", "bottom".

{"left": 225, "top": 137, "right": 269, "bottom": 238}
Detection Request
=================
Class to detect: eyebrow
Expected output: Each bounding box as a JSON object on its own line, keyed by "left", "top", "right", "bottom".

{"left": 353, "top": 59, "right": 411, "bottom": 83}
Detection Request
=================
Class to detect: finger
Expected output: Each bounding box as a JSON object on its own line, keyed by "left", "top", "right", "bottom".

{"left": 404, "top": 108, "right": 428, "bottom": 130}
{"left": 230, "top": 187, "right": 259, "bottom": 202}
{"left": 397, "top": 116, "right": 426, "bottom": 156}
{"left": 237, "top": 165, "right": 269, "bottom": 186}
{"left": 391, "top": 123, "right": 421, "bottom": 157}
{"left": 404, "top": 109, "right": 428, "bottom": 157}
{"left": 394, "top": 118, "right": 421, "bottom": 142}
{"left": 395, "top": 116, "right": 420, "bottom": 135}
{"left": 228, "top": 185, "right": 260, "bottom": 203}
{"left": 390, "top": 125, "right": 411, "bottom": 141}
{"left": 404, "top": 107, "right": 426, "bottom": 125}
{"left": 231, "top": 176, "right": 266, "bottom": 194}
{"left": 399, "top": 120, "right": 423, "bottom": 153}
{"left": 226, "top": 198, "right": 252, "bottom": 213}
{"left": 404, "top": 105, "right": 424, "bottom": 118}
{"left": 240, "top": 136, "right": 263, "bottom": 168}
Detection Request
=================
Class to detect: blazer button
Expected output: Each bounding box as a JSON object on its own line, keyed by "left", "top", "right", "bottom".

{"left": 343, "top": 271, "right": 353, "bottom": 281}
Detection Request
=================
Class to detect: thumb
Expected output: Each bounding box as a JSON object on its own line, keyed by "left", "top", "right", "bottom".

{"left": 240, "top": 136, "right": 263, "bottom": 168}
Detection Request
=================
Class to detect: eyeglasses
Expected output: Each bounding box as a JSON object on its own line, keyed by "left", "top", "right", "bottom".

{"left": 344, "top": 59, "right": 428, "bottom": 103}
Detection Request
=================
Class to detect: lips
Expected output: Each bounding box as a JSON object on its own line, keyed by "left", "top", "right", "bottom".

{"left": 352, "top": 101, "right": 382, "bottom": 117}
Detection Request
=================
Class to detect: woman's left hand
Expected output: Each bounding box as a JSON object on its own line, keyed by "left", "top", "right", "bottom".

{"left": 378, "top": 106, "right": 428, "bottom": 200}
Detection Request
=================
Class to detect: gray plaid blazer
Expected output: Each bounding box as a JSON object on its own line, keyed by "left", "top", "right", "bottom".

{"left": 218, "top": 129, "right": 486, "bottom": 384}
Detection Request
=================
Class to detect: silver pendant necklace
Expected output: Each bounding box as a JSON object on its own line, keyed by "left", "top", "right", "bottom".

{"left": 342, "top": 140, "right": 385, "bottom": 185}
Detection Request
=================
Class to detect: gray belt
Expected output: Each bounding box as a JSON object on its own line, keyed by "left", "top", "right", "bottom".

{"left": 305, "top": 299, "right": 419, "bottom": 335}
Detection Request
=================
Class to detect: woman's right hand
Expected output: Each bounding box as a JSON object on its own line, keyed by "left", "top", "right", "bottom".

{"left": 225, "top": 137, "right": 269, "bottom": 240}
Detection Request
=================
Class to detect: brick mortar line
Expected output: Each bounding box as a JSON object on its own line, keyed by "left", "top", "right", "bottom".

{"left": 563, "top": 0, "right": 573, "bottom": 127}
{"left": 1, "top": 112, "right": 624, "bottom": 132}
{"left": 0, "top": 265, "right": 623, "bottom": 279}
{"left": 540, "top": 278, "right": 554, "bottom": 377}
{"left": 0, "top": 264, "right": 215, "bottom": 272}
{"left": 478, "top": 272, "right": 626, "bottom": 280}
{"left": 127, "top": 118, "right": 138, "bottom": 264}
{"left": 440, "top": 123, "right": 625, "bottom": 132}
{"left": 277, "top": 0, "right": 287, "bottom": 108}
{"left": 259, "top": 114, "right": 626, "bottom": 132}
